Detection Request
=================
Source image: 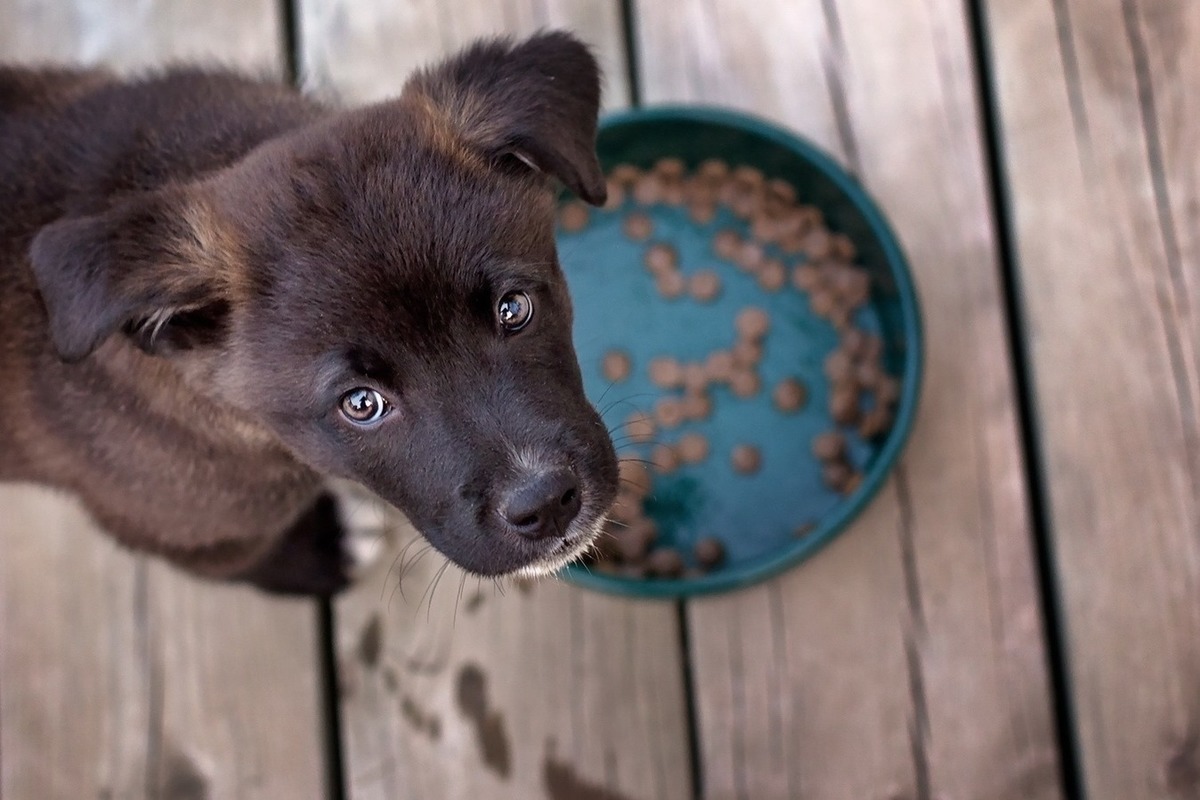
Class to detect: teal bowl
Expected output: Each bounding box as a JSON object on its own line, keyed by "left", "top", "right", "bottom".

{"left": 557, "top": 106, "right": 922, "bottom": 598}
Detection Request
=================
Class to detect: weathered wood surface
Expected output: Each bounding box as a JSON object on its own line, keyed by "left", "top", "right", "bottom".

{"left": 985, "top": 1, "right": 1200, "bottom": 797}
{"left": 296, "top": 2, "right": 691, "bottom": 799}
{"left": 0, "top": 3, "right": 327, "bottom": 798}
{"left": 636, "top": 1, "right": 1064, "bottom": 797}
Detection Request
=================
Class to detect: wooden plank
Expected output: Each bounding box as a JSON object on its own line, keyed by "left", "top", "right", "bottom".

{"left": 984, "top": 1, "right": 1200, "bottom": 796}
{"left": 0, "top": 3, "right": 327, "bottom": 798}
{"left": 295, "top": 3, "right": 691, "bottom": 798}
{"left": 636, "top": 1, "right": 1064, "bottom": 797}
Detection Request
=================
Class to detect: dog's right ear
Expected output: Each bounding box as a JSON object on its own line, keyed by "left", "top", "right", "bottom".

{"left": 29, "top": 186, "right": 234, "bottom": 362}
{"left": 404, "top": 31, "right": 607, "bottom": 205}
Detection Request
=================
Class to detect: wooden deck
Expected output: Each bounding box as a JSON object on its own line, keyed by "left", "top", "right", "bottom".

{"left": 0, "top": 0, "right": 1195, "bottom": 798}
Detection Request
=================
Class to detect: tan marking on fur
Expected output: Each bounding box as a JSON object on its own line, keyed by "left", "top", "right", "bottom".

{"left": 399, "top": 88, "right": 488, "bottom": 172}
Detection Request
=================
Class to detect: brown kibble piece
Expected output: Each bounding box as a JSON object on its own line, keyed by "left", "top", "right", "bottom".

{"left": 646, "top": 547, "right": 685, "bottom": 578}
{"left": 730, "top": 369, "right": 762, "bottom": 399}
{"left": 623, "top": 212, "right": 653, "bottom": 241}
{"left": 810, "top": 289, "right": 837, "bottom": 317}
{"left": 633, "top": 174, "right": 662, "bottom": 205}
{"left": 602, "top": 350, "right": 632, "bottom": 383}
{"left": 609, "top": 491, "right": 643, "bottom": 524}
{"left": 655, "top": 157, "right": 687, "bottom": 179}
{"left": 689, "top": 202, "right": 717, "bottom": 224}
{"left": 735, "top": 241, "right": 765, "bottom": 271}
{"left": 689, "top": 269, "right": 723, "bottom": 303}
{"left": 855, "top": 359, "right": 884, "bottom": 389}
{"left": 792, "top": 264, "right": 821, "bottom": 292}
{"left": 812, "top": 431, "right": 846, "bottom": 461}
{"left": 619, "top": 460, "right": 653, "bottom": 497}
{"left": 766, "top": 178, "right": 797, "bottom": 205}
{"left": 713, "top": 229, "right": 741, "bottom": 260}
{"left": 735, "top": 307, "right": 770, "bottom": 340}
{"left": 682, "top": 363, "right": 709, "bottom": 394}
{"left": 841, "top": 328, "right": 869, "bottom": 357}
{"left": 697, "top": 159, "right": 730, "bottom": 181}
{"left": 655, "top": 397, "right": 686, "bottom": 429}
{"left": 661, "top": 182, "right": 686, "bottom": 205}
{"left": 876, "top": 376, "right": 901, "bottom": 405}
{"left": 824, "top": 349, "right": 855, "bottom": 383}
{"left": 683, "top": 392, "right": 713, "bottom": 421}
{"left": 803, "top": 229, "right": 832, "bottom": 260}
{"left": 732, "top": 339, "right": 763, "bottom": 368}
{"left": 822, "top": 461, "right": 852, "bottom": 491}
{"left": 830, "top": 233, "right": 857, "bottom": 262}
{"left": 829, "top": 384, "right": 860, "bottom": 424}
{"left": 694, "top": 537, "right": 725, "bottom": 569}
{"left": 559, "top": 201, "right": 589, "bottom": 232}
{"left": 617, "top": 519, "right": 658, "bottom": 562}
{"left": 757, "top": 258, "right": 787, "bottom": 292}
{"left": 842, "top": 472, "right": 864, "bottom": 495}
{"left": 649, "top": 357, "right": 684, "bottom": 389}
{"left": 657, "top": 270, "right": 686, "bottom": 299}
{"left": 843, "top": 269, "right": 871, "bottom": 307}
{"left": 772, "top": 378, "right": 807, "bottom": 413}
{"left": 652, "top": 444, "right": 681, "bottom": 474}
{"left": 644, "top": 243, "right": 677, "bottom": 275}
{"left": 731, "top": 165, "right": 765, "bottom": 188}
{"left": 731, "top": 444, "right": 762, "bottom": 475}
{"left": 603, "top": 179, "right": 625, "bottom": 210}
{"left": 677, "top": 433, "right": 710, "bottom": 464}
{"left": 625, "top": 411, "right": 656, "bottom": 443}
{"left": 704, "top": 350, "right": 736, "bottom": 383}
{"left": 859, "top": 406, "right": 894, "bottom": 439}
{"left": 609, "top": 164, "right": 641, "bottom": 186}
{"left": 794, "top": 521, "right": 817, "bottom": 538}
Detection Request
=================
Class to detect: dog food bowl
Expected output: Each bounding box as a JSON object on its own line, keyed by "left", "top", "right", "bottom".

{"left": 557, "top": 107, "right": 922, "bottom": 598}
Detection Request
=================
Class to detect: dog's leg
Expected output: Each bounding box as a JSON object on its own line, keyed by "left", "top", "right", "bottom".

{"left": 237, "top": 483, "right": 392, "bottom": 596}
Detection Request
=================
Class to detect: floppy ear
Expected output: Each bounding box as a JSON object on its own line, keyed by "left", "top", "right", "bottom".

{"left": 405, "top": 31, "right": 607, "bottom": 205}
{"left": 28, "top": 187, "right": 233, "bottom": 362}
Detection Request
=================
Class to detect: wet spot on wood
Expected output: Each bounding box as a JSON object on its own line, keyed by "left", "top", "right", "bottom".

{"left": 400, "top": 694, "right": 442, "bottom": 740}
{"left": 543, "top": 739, "right": 635, "bottom": 800}
{"left": 464, "top": 591, "right": 485, "bottom": 613}
{"left": 456, "top": 662, "right": 512, "bottom": 778}
{"left": 1166, "top": 730, "right": 1200, "bottom": 797}
{"left": 357, "top": 613, "right": 382, "bottom": 668}
{"left": 158, "top": 743, "right": 210, "bottom": 800}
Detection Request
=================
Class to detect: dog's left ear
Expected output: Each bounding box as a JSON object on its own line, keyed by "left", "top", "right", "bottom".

{"left": 29, "top": 186, "right": 235, "bottom": 362}
{"left": 405, "top": 31, "right": 607, "bottom": 205}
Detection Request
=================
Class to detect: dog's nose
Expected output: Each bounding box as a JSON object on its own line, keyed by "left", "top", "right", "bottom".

{"left": 501, "top": 468, "right": 582, "bottom": 540}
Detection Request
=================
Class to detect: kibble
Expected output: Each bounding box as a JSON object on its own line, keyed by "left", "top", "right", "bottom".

{"left": 688, "top": 269, "right": 723, "bottom": 303}
{"left": 757, "top": 258, "right": 787, "bottom": 292}
{"left": 623, "top": 212, "right": 653, "bottom": 241}
{"left": 704, "top": 350, "right": 736, "bottom": 383}
{"left": 633, "top": 174, "right": 662, "bottom": 205}
{"left": 683, "top": 392, "right": 713, "bottom": 421}
{"left": 694, "top": 537, "right": 726, "bottom": 569}
{"left": 603, "top": 179, "right": 625, "bottom": 210}
{"left": 792, "top": 264, "right": 821, "bottom": 292}
{"left": 689, "top": 202, "right": 717, "bottom": 224}
{"left": 824, "top": 350, "right": 854, "bottom": 383}
{"left": 772, "top": 378, "right": 807, "bottom": 413}
{"left": 735, "top": 241, "right": 765, "bottom": 272}
{"left": 842, "top": 472, "right": 863, "bottom": 495}
{"left": 625, "top": 411, "right": 656, "bottom": 443}
{"left": 812, "top": 431, "right": 846, "bottom": 462}
{"left": 644, "top": 243, "right": 677, "bottom": 275}
{"left": 654, "top": 397, "right": 686, "bottom": 429}
{"left": 731, "top": 444, "right": 762, "bottom": 474}
{"left": 876, "top": 376, "right": 901, "bottom": 405}
{"left": 735, "top": 307, "right": 770, "bottom": 340}
{"left": 732, "top": 339, "right": 763, "bottom": 368}
{"left": 677, "top": 433, "right": 710, "bottom": 464}
{"left": 713, "top": 229, "right": 741, "bottom": 260}
{"left": 651, "top": 444, "right": 680, "bottom": 474}
{"left": 730, "top": 369, "right": 762, "bottom": 399}
{"left": 646, "top": 547, "right": 685, "bottom": 578}
{"left": 609, "top": 164, "right": 641, "bottom": 186}
{"left": 649, "top": 357, "right": 684, "bottom": 389}
{"left": 859, "top": 406, "right": 893, "bottom": 439}
{"left": 822, "top": 461, "right": 853, "bottom": 491}
{"left": 682, "top": 363, "right": 709, "bottom": 394}
{"left": 619, "top": 460, "right": 653, "bottom": 497}
{"left": 559, "top": 201, "right": 590, "bottom": 232}
{"left": 602, "top": 350, "right": 632, "bottom": 383}
{"left": 655, "top": 157, "right": 686, "bottom": 179}
{"left": 829, "top": 384, "right": 860, "bottom": 424}
{"left": 656, "top": 270, "right": 686, "bottom": 299}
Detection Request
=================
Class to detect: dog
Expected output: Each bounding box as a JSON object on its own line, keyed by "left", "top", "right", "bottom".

{"left": 0, "top": 32, "right": 619, "bottom": 595}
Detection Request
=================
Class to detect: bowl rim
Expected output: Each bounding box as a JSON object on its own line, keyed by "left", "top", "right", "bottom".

{"left": 561, "top": 104, "right": 924, "bottom": 599}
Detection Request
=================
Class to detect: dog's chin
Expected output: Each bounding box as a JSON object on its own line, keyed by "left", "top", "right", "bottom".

{"left": 510, "top": 515, "right": 606, "bottom": 580}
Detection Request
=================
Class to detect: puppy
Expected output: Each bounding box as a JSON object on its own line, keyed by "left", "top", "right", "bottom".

{"left": 0, "top": 32, "right": 619, "bottom": 595}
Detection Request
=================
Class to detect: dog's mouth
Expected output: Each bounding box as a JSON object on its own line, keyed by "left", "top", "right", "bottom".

{"left": 511, "top": 512, "right": 607, "bottom": 579}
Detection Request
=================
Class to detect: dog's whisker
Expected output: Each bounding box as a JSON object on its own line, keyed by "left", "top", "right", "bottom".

{"left": 453, "top": 571, "right": 468, "bottom": 628}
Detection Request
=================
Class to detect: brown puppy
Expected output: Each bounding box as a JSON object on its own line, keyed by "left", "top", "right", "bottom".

{"left": 0, "top": 33, "right": 619, "bottom": 595}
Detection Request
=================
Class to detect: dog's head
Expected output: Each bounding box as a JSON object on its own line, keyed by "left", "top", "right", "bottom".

{"left": 28, "top": 32, "right": 619, "bottom": 577}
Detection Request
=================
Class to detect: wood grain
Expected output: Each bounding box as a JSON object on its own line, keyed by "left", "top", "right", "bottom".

{"left": 296, "top": 3, "right": 691, "bottom": 798}
{"left": 0, "top": 3, "right": 326, "bottom": 797}
{"left": 984, "top": 1, "right": 1200, "bottom": 796}
{"left": 636, "top": 1, "right": 1064, "bottom": 797}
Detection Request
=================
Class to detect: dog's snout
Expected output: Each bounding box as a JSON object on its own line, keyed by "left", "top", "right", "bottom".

{"left": 500, "top": 468, "right": 581, "bottom": 540}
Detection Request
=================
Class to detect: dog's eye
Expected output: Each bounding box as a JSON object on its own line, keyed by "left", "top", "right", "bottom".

{"left": 497, "top": 291, "right": 533, "bottom": 332}
{"left": 339, "top": 388, "right": 389, "bottom": 425}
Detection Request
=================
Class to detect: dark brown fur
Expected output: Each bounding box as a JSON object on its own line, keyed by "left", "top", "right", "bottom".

{"left": 0, "top": 33, "right": 618, "bottom": 594}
